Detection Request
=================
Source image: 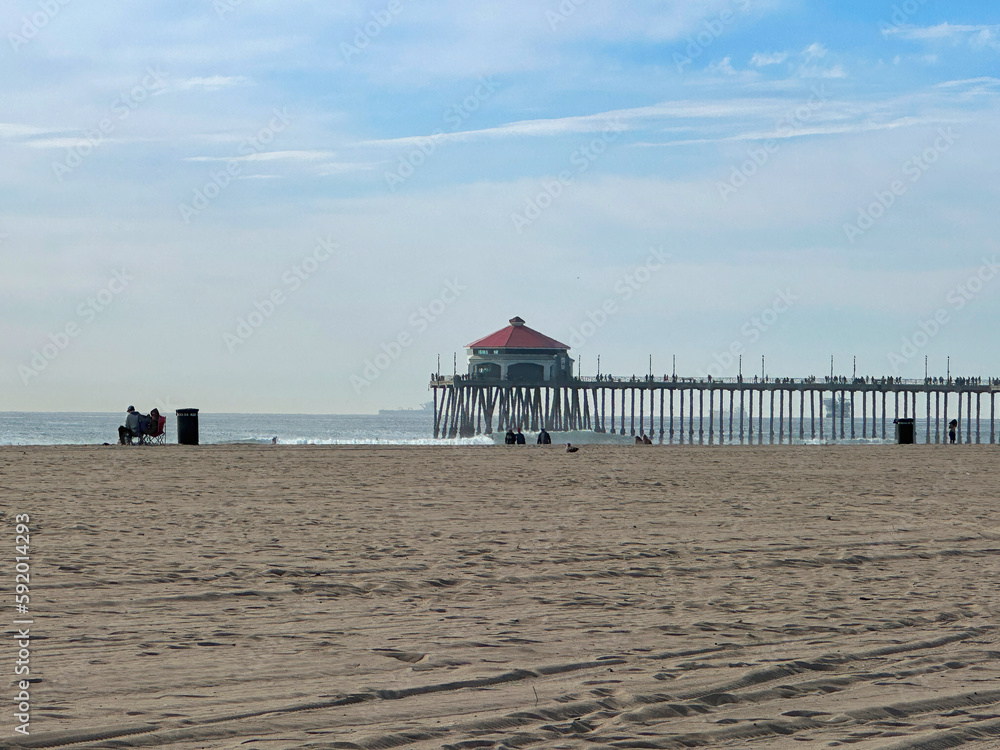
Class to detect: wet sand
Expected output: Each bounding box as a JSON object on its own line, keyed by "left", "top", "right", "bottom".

{"left": 3, "top": 443, "right": 1000, "bottom": 749}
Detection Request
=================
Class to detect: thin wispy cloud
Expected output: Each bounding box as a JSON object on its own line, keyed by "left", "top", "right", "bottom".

{"left": 184, "top": 150, "right": 336, "bottom": 163}
{"left": 166, "top": 76, "right": 255, "bottom": 92}
{"left": 802, "top": 42, "right": 827, "bottom": 61}
{"left": 751, "top": 51, "right": 789, "bottom": 66}
{"left": 707, "top": 57, "right": 739, "bottom": 76}
{"left": 652, "top": 116, "right": 939, "bottom": 148}
{"left": 0, "top": 123, "right": 56, "bottom": 139}
{"left": 885, "top": 23, "right": 1000, "bottom": 50}
{"left": 355, "top": 100, "right": 800, "bottom": 150}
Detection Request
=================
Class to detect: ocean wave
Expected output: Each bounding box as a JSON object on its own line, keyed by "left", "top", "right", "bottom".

{"left": 271, "top": 435, "right": 495, "bottom": 446}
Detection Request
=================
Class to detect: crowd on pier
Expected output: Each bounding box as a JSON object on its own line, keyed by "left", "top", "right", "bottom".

{"left": 440, "top": 372, "right": 1000, "bottom": 387}
{"left": 588, "top": 374, "right": 999, "bottom": 386}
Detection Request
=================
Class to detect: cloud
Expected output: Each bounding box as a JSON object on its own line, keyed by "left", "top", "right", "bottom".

{"left": 356, "top": 99, "right": 795, "bottom": 150}
{"left": 802, "top": 42, "right": 827, "bottom": 61}
{"left": 355, "top": 74, "right": 1000, "bottom": 157}
{"left": 166, "top": 76, "right": 255, "bottom": 92}
{"left": 751, "top": 51, "right": 789, "bottom": 67}
{"left": 800, "top": 64, "right": 847, "bottom": 79}
{"left": 184, "top": 150, "right": 336, "bottom": 163}
{"left": 706, "top": 57, "right": 738, "bottom": 75}
{"left": 0, "top": 123, "right": 55, "bottom": 139}
{"left": 798, "top": 42, "right": 845, "bottom": 79}
{"left": 655, "top": 116, "right": 937, "bottom": 148}
{"left": 314, "top": 161, "right": 379, "bottom": 176}
{"left": 885, "top": 23, "right": 1000, "bottom": 50}
{"left": 935, "top": 76, "right": 1000, "bottom": 89}
{"left": 970, "top": 27, "right": 1000, "bottom": 51}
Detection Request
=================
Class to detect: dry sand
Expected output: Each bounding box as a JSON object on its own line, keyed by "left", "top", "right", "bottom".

{"left": 3, "top": 443, "right": 1000, "bottom": 750}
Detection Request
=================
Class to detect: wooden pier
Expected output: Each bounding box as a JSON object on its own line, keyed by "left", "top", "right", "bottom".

{"left": 429, "top": 375, "right": 999, "bottom": 445}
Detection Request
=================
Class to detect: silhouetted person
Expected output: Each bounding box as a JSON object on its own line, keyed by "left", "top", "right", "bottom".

{"left": 515, "top": 428, "right": 526, "bottom": 445}
{"left": 505, "top": 428, "right": 516, "bottom": 445}
{"left": 537, "top": 428, "right": 551, "bottom": 444}
{"left": 118, "top": 406, "right": 139, "bottom": 445}
{"left": 948, "top": 419, "right": 958, "bottom": 444}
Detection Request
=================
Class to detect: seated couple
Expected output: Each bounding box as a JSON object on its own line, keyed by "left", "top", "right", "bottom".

{"left": 119, "top": 406, "right": 165, "bottom": 445}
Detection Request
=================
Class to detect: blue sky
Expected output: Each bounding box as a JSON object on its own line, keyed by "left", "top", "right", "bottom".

{"left": 2, "top": 0, "right": 999, "bottom": 413}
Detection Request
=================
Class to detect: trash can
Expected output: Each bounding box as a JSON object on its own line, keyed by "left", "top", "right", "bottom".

{"left": 894, "top": 417, "right": 915, "bottom": 444}
{"left": 176, "top": 408, "right": 199, "bottom": 445}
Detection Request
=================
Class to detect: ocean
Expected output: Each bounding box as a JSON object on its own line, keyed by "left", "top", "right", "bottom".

{"left": 0, "top": 411, "right": 964, "bottom": 446}
{"left": 0, "top": 411, "right": 478, "bottom": 446}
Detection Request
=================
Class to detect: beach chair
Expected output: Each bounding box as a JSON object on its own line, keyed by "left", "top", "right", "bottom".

{"left": 140, "top": 414, "right": 167, "bottom": 445}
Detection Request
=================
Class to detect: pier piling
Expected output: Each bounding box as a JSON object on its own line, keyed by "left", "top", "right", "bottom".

{"left": 430, "top": 375, "right": 1000, "bottom": 446}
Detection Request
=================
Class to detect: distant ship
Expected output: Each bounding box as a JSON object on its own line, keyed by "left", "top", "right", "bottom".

{"left": 824, "top": 395, "right": 853, "bottom": 419}
{"left": 378, "top": 402, "right": 434, "bottom": 417}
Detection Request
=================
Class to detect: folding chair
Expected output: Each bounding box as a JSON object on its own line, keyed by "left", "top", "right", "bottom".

{"left": 140, "top": 415, "right": 168, "bottom": 445}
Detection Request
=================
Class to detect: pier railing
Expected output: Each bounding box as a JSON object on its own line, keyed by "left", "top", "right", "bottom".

{"left": 428, "top": 373, "right": 999, "bottom": 445}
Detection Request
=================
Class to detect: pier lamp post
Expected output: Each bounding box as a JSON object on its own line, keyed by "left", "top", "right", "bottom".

{"left": 597, "top": 355, "right": 600, "bottom": 378}
{"left": 761, "top": 356, "right": 765, "bottom": 382}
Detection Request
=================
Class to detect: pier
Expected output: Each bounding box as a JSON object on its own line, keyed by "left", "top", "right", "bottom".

{"left": 429, "top": 375, "right": 999, "bottom": 445}
{"left": 435, "top": 317, "right": 997, "bottom": 445}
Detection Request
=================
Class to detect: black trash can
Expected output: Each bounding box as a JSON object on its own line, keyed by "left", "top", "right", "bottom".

{"left": 894, "top": 417, "right": 915, "bottom": 444}
{"left": 176, "top": 408, "right": 199, "bottom": 445}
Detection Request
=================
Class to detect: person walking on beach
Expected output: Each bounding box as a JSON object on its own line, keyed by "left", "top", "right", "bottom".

{"left": 537, "top": 428, "right": 551, "bottom": 444}
{"left": 948, "top": 419, "right": 958, "bottom": 444}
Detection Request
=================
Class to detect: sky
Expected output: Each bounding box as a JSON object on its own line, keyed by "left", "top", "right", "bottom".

{"left": 2, "top": 0, "right": 999, "bottom": 414}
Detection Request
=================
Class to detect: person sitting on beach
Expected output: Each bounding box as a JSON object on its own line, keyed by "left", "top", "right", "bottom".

{"left": 118, "top": 406, "right": 139, "bottom": 445}
{"left": 537, "top": 428, "right": 551, "bottom": 444}
{"left": 505, "top": 428, "right": 516, "bottom": 445}
{"left": 136, "top": 410, "right": 152, "bottom": 439}
{"left": 515, "top": 428, "right": 526, "bottom": 445}
{"left": 642, "top": 434, "right": 652, "bottom": 444}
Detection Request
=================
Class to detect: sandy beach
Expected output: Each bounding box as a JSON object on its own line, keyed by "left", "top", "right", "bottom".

{"left": 3, "top": 443, "right": 1000, "bottom": 749}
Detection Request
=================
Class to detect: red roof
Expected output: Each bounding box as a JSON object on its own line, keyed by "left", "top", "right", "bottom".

{"left": 467, "top": 317, "right": 570, "bottom": 350}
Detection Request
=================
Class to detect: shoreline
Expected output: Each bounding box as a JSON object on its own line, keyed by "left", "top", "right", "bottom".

{"left": 1, "top": 441, "right": 996, "bottom": 450}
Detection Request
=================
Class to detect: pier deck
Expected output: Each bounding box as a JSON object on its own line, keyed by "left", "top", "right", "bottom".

{"left": 429, "top": 375, "right": 999, "bottom": 444}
